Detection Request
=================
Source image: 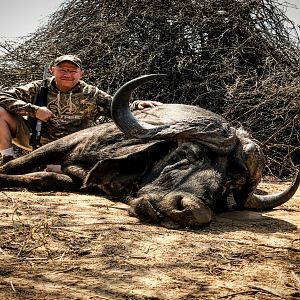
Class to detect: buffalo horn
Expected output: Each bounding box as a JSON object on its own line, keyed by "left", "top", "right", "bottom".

{"left": 111, "top": 74, "right": 167, "bottom": 138}
{"left": 244, "top": 171, "right": 299, "bottom": 210}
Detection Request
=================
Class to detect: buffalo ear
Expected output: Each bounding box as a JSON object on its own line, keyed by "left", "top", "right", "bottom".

{"left": 84, "top": 157, "right": 146, "bottom": 196}
{"left": 84, "top": 141, "right": 175, "bottom": 197}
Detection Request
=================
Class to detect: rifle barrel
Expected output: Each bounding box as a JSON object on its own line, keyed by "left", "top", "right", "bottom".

{"left": 30, "top": 64, "right": 49, "bottom": 150}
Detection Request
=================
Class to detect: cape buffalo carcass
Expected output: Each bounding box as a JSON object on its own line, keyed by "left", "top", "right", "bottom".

{"left": 0, "top": 75, "right": 298, "bottom": 228}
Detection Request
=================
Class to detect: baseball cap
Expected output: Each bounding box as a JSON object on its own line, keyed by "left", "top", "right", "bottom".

{"left": 53, "top": 55, "right": 83, "bottom": 69}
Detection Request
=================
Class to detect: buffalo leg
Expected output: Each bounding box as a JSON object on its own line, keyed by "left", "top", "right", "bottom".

{"left": 0, "top": 172, "right": 79, "bottom": 191}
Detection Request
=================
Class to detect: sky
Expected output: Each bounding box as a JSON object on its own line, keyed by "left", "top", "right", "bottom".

{"left": 0, "top": 0, "right": 299, "bottom": 42}
{"left": 279, "top": 0, "right": 300, "bottom": 27}
{"left": 0, "top": 0, "right": 65, "bottom": 42}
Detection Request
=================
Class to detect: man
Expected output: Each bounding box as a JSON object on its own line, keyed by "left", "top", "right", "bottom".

{"left": 0, "top": 54, "right": 162, "bottom": 166}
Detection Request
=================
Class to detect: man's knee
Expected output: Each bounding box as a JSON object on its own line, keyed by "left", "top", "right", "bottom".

{"left": 0, "top": 106, "right": 8, "bottom": 117}
{"left": 0, "top": 107, "right": 17, "bottom": 134}
{"left": 0, "top": 107, "right": 13, "bottom": 120}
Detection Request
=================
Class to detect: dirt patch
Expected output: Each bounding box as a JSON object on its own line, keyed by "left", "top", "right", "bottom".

{"left": 0, "top": 179, "right": 299, "bottom": 300}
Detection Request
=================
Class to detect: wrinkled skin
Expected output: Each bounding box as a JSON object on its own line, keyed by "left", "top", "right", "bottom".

{"left": 0, "top": 76, "right": 298, "bottom": 229}
{"left": 127, "top": 143, "right": 225, "bottom": 228}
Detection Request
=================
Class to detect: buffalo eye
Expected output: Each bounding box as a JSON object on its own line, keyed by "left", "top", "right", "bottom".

{"left": 182, "top": 143, "right": 205, "bottom": 164}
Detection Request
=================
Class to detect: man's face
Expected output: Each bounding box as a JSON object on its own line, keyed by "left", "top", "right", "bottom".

{"left": 51, "top": 62, "right": 84, "bottom": 92}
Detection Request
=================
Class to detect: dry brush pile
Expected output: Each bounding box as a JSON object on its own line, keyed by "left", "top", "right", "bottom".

{"left": 0, "top": 0, "right": 299, "bottom": 177}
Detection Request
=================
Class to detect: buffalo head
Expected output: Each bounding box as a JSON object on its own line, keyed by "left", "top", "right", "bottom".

{"left": 105, "top": 74, "right": 299, "bottom": 228}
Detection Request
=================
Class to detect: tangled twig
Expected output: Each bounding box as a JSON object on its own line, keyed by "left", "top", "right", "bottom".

{"left": 0, "top": 0, "right": 299, "bottom": 177}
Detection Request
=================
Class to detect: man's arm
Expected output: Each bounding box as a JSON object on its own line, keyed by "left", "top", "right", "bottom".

{"left": 130, "top": 100, "right": 163, "bottom": 110}
{"left": 0, "top": 81, "right": 41, "bottom": 117}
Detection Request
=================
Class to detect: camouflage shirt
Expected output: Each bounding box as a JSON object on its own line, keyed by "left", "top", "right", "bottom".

{"left": 0, "top": 77, "right": 140, "bottom": 143}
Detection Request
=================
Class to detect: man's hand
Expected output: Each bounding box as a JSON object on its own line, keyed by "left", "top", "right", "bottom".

{"left": 137, "top": 100, "right": 163, "bottom": 110}
{"left": 35, "top": 106, "right": 54, "bottom": 122}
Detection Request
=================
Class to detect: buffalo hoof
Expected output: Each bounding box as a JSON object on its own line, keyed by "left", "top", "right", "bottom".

{"left": 128, "top": 196, "right": 162, "bottom": 223}
{"left": 128, "top": 192, "right": 213, "bottom": 229}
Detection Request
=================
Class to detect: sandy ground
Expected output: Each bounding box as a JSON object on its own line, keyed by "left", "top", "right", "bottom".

{"left": 0, "top": 178, "right": 299, "bottom": 300}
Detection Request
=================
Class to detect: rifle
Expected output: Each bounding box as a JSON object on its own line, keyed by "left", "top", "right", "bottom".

{"left": 30, "top": 65, "right": 49, "bottom": 150}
